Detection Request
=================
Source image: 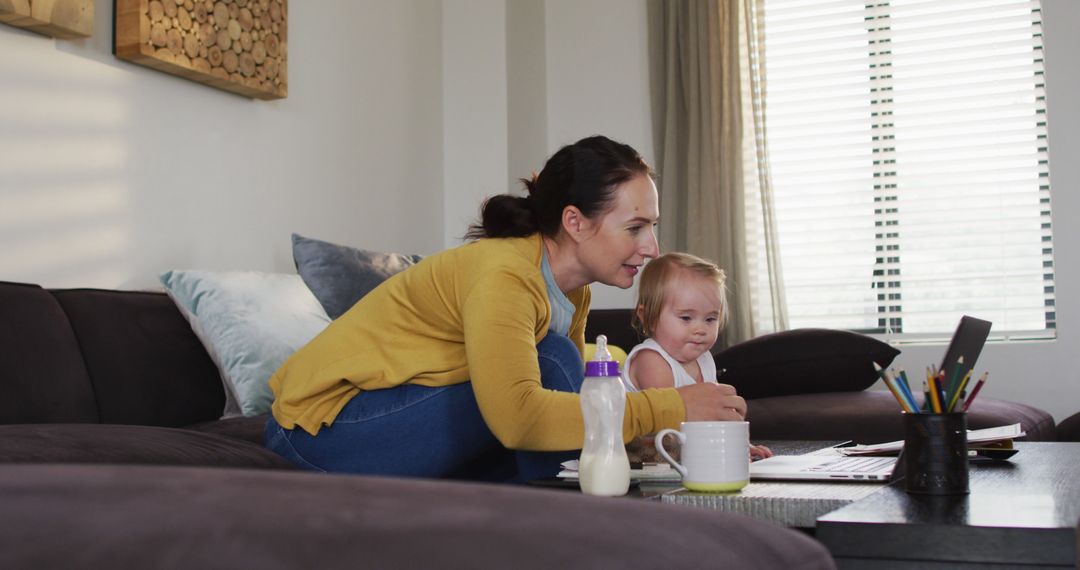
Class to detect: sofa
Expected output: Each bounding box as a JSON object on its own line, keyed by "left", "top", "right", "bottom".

{"left": 1057, "top": 410, "right": 1080, "bottom": 441}
{"left": 585, "top": 309, "right": 1057, "bottom": 443}
{"left": 0, "top": 280, "right": 836, "bottom": 569}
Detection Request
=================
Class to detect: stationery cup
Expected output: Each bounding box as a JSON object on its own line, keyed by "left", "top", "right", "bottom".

{"left": 903, "top": 412, "right": 969, "bottom": 495}
{"left": 655, "top": 421, "right": 749, "bottom": 492}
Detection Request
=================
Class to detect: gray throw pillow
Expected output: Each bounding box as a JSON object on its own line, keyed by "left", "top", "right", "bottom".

{"left": 292, "top": 233, "right": 424, "bottom": 319}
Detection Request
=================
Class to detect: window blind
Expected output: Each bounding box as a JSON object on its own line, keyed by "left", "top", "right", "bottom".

{"left": 761, "top": 0, "right": 1054, "bottom": 339}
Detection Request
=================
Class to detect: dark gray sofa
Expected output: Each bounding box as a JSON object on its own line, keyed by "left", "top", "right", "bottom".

{"left": 0, "top": 280, "right": 835, "bottom": 569}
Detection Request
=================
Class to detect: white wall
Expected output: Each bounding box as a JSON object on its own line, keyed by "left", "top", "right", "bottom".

{"left": 447, "top": 0, "right": 656, "bottom": 307}
{"left": 544, "top": 0, "right": 656, "bottom": 310}
{"left": 0, "top": 0, "right": 446, "bottom": 290}
{"left": 442, "top": 0, "right": 507, "bottom": 248}
{"left": 506, "top": 0, "right": 548, "bottom": 196}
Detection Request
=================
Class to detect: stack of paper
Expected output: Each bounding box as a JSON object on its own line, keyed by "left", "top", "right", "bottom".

{"left": 557, "top": 460, "right": 680, "bottom": 482}
{"left": 840, "top": 423, "right": 1025, "bottom": 456}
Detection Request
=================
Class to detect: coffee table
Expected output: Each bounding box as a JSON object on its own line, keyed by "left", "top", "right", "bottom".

{"left": 815, "top": 442, "right": 1080, "bottom": 568}
{"left": 651, "top": 440, "right": 885, "bottom": 528}
{"left": 638, "top": 441, "right": 1079, "bottom": 567}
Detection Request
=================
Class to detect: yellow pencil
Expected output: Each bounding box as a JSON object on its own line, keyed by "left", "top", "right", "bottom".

{"left": 927, "top": 373, "right": 943, "bottom": 413}
{"left": 947, "top": 369, "right": 974, "bottom": 412}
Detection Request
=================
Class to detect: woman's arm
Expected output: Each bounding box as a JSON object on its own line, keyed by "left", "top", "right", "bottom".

{"left": 462, "top": 271, "right": 684, "bottom": 451}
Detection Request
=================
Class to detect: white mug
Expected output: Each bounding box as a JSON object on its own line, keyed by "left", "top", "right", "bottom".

{"left": 655, "top": 421, "right": 749, "bottom": 492}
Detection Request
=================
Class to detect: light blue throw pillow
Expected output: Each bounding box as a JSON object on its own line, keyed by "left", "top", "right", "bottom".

{"left": 160, "top": 270, "right": 331, "bottom": 417}
{"left": 292, "top": 233, "right": 423, "bottom": 319}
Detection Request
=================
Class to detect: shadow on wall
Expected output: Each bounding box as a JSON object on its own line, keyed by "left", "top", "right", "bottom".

{"left": 0, "top": 43, "right": 133, "bottom": 287}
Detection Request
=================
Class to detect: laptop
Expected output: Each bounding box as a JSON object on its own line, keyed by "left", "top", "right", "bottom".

{"left": 938, "top": 315, "right": 992, "bottom": 387}
{"left": 749, "top": 315, "right": 993, "bottom": 482}
{"left": 750, "top": 444, "right": 897, "bottom": 482}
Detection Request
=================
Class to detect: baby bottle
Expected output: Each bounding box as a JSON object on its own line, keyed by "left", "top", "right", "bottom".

{"left": 578, "top": 334, "right": 631, "bottom": 496}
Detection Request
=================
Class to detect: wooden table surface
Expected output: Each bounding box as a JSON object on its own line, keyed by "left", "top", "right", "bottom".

{"left": 816, "top": 442, "right": 1080, "bottom": 568}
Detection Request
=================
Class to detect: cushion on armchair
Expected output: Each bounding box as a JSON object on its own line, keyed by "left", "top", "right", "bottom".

{"left": 715, "top": 328, "right": 900, "bottom": 399}
{"left": 292, "top": 233, "right": 423, "bottom": 319}
{"left": 160, "top": 270, "right": 331, "bottom": 417}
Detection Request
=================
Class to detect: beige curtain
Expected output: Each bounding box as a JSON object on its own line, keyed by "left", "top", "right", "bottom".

{"left": 653, "top": 0, "right": 787, "bottom": 347}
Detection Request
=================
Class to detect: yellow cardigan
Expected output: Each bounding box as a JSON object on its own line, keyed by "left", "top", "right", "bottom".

{"left": 269, "top": 234, "right": 685, "bottom": 451}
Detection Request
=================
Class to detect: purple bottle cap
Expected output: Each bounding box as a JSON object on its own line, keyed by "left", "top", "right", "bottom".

{"left": 586, "top": 360, "right": 621, "bottom": 377}
{"left": 586, "top": 334, "right": 620, "bottom": 376}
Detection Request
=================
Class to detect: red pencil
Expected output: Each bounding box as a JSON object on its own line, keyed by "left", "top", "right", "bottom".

{"left": 961, "top": 372, "right": 989, "bottom": 412}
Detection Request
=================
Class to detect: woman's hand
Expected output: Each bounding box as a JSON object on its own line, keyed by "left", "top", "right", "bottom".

{"left": 675, "top": 383, "right": 746, "bottom": 421}
{"left": 750, "top": 444, "right": 774, "bottom": 460}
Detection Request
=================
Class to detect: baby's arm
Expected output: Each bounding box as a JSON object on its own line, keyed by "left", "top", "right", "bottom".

{"left": 627, "top": 349, "right": 677, "bottom": 390}
{"left": 750, "top": 444, "right": 774, "bottom": 459}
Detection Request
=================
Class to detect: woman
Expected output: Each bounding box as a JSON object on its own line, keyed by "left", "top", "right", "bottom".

{"left": 265, "top": 135, "right": 747, "bottom": 481}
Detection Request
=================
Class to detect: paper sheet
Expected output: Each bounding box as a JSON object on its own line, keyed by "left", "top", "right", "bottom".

{"left": 557, "top": 460, "right": 681, "bottom": 482}
{"left": 840, "top": 422, "right": 1025, "bottom": 455}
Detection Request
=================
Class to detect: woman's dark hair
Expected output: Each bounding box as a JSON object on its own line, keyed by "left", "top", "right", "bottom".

{"left": 465, "top": 135, "right": 653, "bottom": 240}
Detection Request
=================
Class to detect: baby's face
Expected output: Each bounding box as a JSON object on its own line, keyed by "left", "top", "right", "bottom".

{"left": 651, "top": 275, "right": 723, "bottom": 364}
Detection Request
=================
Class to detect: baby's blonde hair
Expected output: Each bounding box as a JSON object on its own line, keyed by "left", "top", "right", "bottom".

{"left": 631, "top": 252, "right": 728, "bottom": 338}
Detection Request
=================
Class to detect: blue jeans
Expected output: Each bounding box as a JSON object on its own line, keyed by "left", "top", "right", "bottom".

{"left": 265, "top": 333, "right": 584, "bottom": 483}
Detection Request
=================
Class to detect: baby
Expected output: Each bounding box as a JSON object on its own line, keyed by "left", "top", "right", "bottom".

{"left": 622, "top": 252, "right": 771, "bottom": 459}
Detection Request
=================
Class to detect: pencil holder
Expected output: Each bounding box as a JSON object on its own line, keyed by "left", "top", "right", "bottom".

{"left": 902, "top": 412, "right": 969, "bottom": 495}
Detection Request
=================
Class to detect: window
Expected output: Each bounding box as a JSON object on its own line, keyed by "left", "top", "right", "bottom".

{"left": 762, "top": 0, "right": 1054, "bottom": 339}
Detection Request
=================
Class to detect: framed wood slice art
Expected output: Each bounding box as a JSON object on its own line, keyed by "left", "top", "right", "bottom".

{"left": 115, "top": 0, "right": 287, "bottom": 100}
{"left": 1, "top": 0, "right": 93, "bottom": 39}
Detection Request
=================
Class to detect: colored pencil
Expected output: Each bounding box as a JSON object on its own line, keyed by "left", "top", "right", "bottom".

{"left": 924, "top": 367, "right": 934, "bottom": 412}
{"left": 892, "top": 368, "right": 920, "bottom": 413}
{"left": 961, "top": 372, "right": 989, "bottom": 412}
{"left": 875, "top": 362, "right": 915, "bottom": 413}
{"left": 898, "top": 369, "right": 913, "bottom": 398}
{"left": 946, "top": 356, "right": 965, "bottom": 403}
{"left": 947, "top": 369, "right": 974, "bottom": 413}
{"left": 936, "top": 370, "right": 948, "bottom": 412}
{"left": 927, "top": 373, "right": 943, "bottom": 413}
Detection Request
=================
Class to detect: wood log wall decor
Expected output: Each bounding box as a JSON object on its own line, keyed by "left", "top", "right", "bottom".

{"left": 115, "top": 0, "right": 287, "bottom": 100}
{"left": 0, "top": 0, "right": 93, "bottom": 39}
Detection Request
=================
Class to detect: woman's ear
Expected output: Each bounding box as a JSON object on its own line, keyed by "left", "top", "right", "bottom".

{"left": 561, "top": 205, "right": 593, "bottom": 243}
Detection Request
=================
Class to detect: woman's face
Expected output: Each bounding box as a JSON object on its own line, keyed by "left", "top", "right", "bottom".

{"left": 577, "top": 173, "right": 661, "bottom": 289}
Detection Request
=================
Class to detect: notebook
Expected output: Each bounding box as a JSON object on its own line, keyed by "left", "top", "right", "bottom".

{"left": 750, "top": 315, "right": 994, "bottom": 482}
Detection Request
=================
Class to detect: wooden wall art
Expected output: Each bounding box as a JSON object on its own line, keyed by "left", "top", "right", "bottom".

{"left": 0, "top": 0, "right": 93, "bottom": 39}
{"left": 115, "top": 0, "right": 287, "bottom": 100}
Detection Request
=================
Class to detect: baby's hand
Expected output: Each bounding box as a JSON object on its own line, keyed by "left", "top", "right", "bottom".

{"left": 750, "top": 444, "right": 774, "bottom": 460}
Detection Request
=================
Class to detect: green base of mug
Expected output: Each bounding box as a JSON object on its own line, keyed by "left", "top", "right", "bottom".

{"left": 684, "top": 480, "right": 748, "bottom": 492}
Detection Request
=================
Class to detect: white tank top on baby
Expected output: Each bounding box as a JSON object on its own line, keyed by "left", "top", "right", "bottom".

{"left": 620, "top": 338, "right": 718, "bottom": 392}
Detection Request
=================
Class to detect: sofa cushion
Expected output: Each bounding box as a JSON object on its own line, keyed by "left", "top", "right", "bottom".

{"left": 715, "top": 328, "right": 901, "bottom": 399}
{"left": 1056, "top": 411, "right": 1080, "bottom": 442}
{"left": 51, "top": 288, "right": 225, "bottom": 427}
{"left": 160, "top": 270, "right": 330, "bottom": 417}
{"left": 186, "top": 414, "right": 271, "bottom": 445}
{"left": 0, "top": 464, "right": 836, "bottom": 570}
{"left": 0, "top": 424, "right": 295, "bottom": 469}
{"left": 0, "top": 281, "right": 97, "bottom": 424}
{"left": 747, "top": 390, "right": 1057, "bottom": 442}
{"left": 292, "top": 233, "right": 423, "bottom": 319}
